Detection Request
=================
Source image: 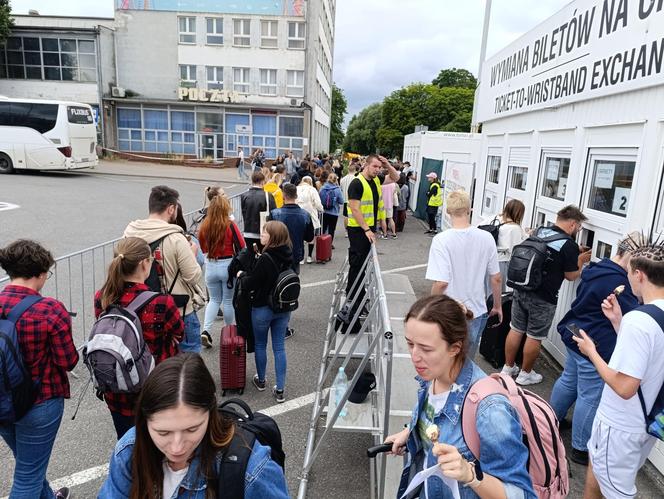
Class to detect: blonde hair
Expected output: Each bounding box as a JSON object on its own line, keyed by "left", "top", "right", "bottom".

{"left": 445, "top": 190, "right": 470, "bottom": 217}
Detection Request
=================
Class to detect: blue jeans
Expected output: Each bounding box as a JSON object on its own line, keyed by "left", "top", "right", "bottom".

{"left": 467, "top": 313, "right": 488, "bottom": 360}
{"left": 550, "top": 347, "right": 604, "bottom": 451}
{"left": 0, "top": 397, "right": 64, "bottom": 499}
{"left": 252, "top": 306, "right": 290, "bottom": 391}
{"left": 203, "top": 258, "right": 235, "bottom": 332}
{"left": 180, "top": 311, "right": 201, "bottom": 353}
{"left": 238, "top": 160, "right": 248, "bottom": 180}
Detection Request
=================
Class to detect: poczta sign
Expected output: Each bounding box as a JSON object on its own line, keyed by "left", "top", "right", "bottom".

{"left": 477, "top": 0, "right": 664, "bottom": 122}
{"left": 177, "top": 87, "right": 240, "bottom": 103}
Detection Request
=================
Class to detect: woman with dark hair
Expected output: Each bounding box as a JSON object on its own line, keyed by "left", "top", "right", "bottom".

{"left": 94, "top": 237, "right": 184, "bottom": 439}
{"left": 0, "top": 239, "right": 78, "bottom": 499}
{"left": 175, "top": 203, "right": 205, "bottom": 268}
{"left": 198, "top": 196, "right": 245, "bottom": 348}
{"left": 386, "top": 295, "right": 535, "bottom": 498}
{"left": 237, "top": 221, "right": 293, "bottom": 403}
{"left": 99, "top": 354, "right": 288, "bottom": 498}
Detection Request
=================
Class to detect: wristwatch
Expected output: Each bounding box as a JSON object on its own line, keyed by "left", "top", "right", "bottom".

{"left": 463, "top": 461, "right": 484, "bottom": 489}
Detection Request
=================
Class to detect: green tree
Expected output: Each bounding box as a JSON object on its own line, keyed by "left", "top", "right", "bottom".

{"left": 432, "top": 68, "right": 477, "bottom": 89}
{"left": 0, "top": 0, "right": 14, "bottom": 44}
{"left": 342, "top": 102, "right": 382, "bottom": 155}
{"left": 329, "top": 84, "right": 347, "bottom": 152}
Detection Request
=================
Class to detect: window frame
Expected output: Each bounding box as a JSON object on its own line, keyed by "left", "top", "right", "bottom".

{"left": 287, "top": 22, "right": 305, "bottom": 49}
{"left": 179, "top": 64, "right": 197, "bottom": 87}
{"left": 259, "top": 68, "right": 277, "bottom": 95}
{"left": 178, "top": 16, "right": 197, "bottom": 44}
{"left": 206, "top": 17, "right": 224, "bottom": 45}
{"left": 206, "top": 66, "right": 224, "bottom": 90}
{"left": 233, "top": 19, "right": 251, "bottom": 47}
{"left": 583, "top": 150, "right": 637, "bottom": 221}
{"left": 260, "top": 20, "right": 278, "bottom": 48}
{"left": 539, "top": 153, "right": 571, "bottom": 202}
{"left": 233, "top": 67, "right": 250, "bottom": 94}
{"left": 286, "top": 70, "right": 304, "bottom": 97}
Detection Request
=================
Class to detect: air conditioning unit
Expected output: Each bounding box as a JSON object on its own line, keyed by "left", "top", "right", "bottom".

{"left": 111, "top": 86, "right": 126, "bottom": 98}
{"left": 290, "top": 98, "right": 303, "bottom": 107}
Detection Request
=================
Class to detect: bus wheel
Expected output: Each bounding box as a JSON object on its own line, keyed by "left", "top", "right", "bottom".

{"left": 0, "top": 153, "right": 14, "bottom": 174}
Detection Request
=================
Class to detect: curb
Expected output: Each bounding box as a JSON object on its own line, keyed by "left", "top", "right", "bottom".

{"left": 76, "top": 168, "right": 245, "bottom": 185}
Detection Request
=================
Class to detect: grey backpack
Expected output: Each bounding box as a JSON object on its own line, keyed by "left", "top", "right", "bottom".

{"left": 83, "top": 292, "right": 158, "bottom": 393}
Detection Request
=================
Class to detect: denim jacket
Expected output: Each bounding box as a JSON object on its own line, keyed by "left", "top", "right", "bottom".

{"left": 98, "top": 427, "right": 289, "bottom": 499}
{"left": 397, "top": 361, "right": 536, "bottom": 499}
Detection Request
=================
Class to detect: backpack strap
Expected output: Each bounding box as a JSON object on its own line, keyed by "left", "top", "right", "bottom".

{"left": 536, "top": 227, "right": 572, "bottom": 244}
{"left": 124, "top": 291, "right": 160, "bottom": 314}
{"left": 6, "top": 295, "right": 43, "bottom": 323}
{"left": 217, "top": 426, "right": 255, "bottom": 499}
{"left": 636, "top": 304, "right": 664, "bottom": 423}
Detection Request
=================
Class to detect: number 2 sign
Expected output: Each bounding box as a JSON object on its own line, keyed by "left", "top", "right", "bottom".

{"left": 612, "top": 187, "right": 631, "bottom": 215}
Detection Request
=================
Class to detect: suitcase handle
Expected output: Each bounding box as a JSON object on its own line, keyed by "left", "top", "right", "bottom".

{"left": 219, "top": 398, "right": 254, "bottom": 420}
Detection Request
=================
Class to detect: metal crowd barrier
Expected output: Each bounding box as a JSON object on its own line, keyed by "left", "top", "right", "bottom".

{"left": 298, "top": 245, "right": 393, "bottom": 499}
{"left": 0, "top": 191, "right": 245, "bottom": 345}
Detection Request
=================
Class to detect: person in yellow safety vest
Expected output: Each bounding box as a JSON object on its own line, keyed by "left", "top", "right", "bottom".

{"left": 343, "top": 155, "right": 400, "bottom": 320}
{"left": 425, "top": 172, "right": 443, "bottom": 234}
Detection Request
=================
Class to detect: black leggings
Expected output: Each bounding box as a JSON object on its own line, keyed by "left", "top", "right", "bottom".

{"left": 322, "top": 213, "right": 339, "bottom": 241}
{"left": 426, "top": 206, "right": 438, "bottom": 231}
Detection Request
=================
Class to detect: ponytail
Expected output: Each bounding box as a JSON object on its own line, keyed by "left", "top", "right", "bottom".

{"left": 99, "top": 238, "right": 151, "bottom": 310}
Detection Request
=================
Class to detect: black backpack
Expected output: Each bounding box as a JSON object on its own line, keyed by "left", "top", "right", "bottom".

{"left": 506, "top": 228, "right": 572, "bottom": 292}
{"left": 477, "top": 217, "right": 504, "bottom": 244}
{"left": 217, "top": 398, "right": 285, "bottom": 499}
{"left": 144, "top": 234, "right": 189, "bottom": 310}
{"left": 265, "top": 253, "right": 300, "bottom": 313}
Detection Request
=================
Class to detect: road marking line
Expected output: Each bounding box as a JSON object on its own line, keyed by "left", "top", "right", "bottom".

{"left": 300, "top": 263, "right": 426, "bottom": 289}
{"left": 0, "top": 202, "right": 20, "bottom": 211}
{"left": 0, "top": 390, "right": 327, "bottom": 495}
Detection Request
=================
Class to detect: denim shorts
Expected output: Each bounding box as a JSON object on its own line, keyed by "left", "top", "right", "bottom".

{"left": 510, "top": 290, "right": 557, "bottom": 339}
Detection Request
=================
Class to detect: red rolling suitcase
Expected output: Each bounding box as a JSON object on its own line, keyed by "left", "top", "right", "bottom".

{"left": 220, "top": 325, "right": 246, "bottom": 396}
{"left": 315, "top": 234, "right": 333, "bottom": 263}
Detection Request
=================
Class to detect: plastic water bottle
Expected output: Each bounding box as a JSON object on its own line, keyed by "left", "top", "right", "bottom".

{"left": 331, "top": 367, "right": 348, "bottom": 418}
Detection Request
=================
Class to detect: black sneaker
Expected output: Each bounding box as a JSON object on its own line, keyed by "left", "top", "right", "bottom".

{"left": 285, "top": 328, "right": 294, "bottom": 339}
{"left": 201, "top": 331, "right": 213, "bottom": 349}
{"left": 570, "top": 448, "right": 589, "bottom": 466}
{"left": 54, "top": 487, "right": 70, "bottom": 499}
{"left": 558, "top": 418, "right": 572, "bottom": 431}
{"left": 273, "top": 386, "right": 285, "bottom": 403}
{"left": 217, "top": 308, "right": 224, "bottom": 318}
{"left": 252, "top": 374, "right": 266, "bottom": 391}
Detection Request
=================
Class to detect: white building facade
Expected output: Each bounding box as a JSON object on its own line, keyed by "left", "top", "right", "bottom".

{"left": 473, "top": 0, "right": 664, "bottom": 472}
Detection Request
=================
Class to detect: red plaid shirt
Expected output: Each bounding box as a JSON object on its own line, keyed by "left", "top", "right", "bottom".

{"left": 0, "top": 285, "right": 79, "bottom": 404}
{"left": 94, "top": 282, "right": 184, "bottom": 416}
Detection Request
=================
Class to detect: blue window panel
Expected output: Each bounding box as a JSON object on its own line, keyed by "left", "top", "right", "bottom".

{"left": 225, "top": 113, "right": 250, "bottom": 134}
{"left": 266, "top": 137, "right": 276, "bottom": 147}
{"left": 252, "top": 115, "right": 277, "bottom": 136}
{"left": 171, "top": 132, "right": 183, "bottom": 142}
{"left": 238, "top": 135, "right": 249, "bottom": 146}
{"left": 252, "top": 136, "right": 262, "bottom": 147}
{"left": 265, "top": 149, "right": 276, "bottom": 159}
{"left": 184, "top": 143, "right": 195, "bottom": 154}
{"left": 131, "top": 130, "right": 142, "bottom": 140}
{"left": 279, "top": 137, "right": 290, "bottom": 148}
{"left": 157, "top": 142, "right": 170, "bottom": 153}
{"left": 144, "top": 142, "right": 156, "bottom": 152}
{"left": 130, "top": 141, "right": 143, "bottom": 151}
{"left": 171, "top": 111, "right": 195, "bottom": 131}
{"left": 171, "top": 143, "right": 184, "bottom": 154}
{"left": 157, "top": 131, "right": 169, "bottom": 142}
{"left": 184, "top": 133, "right": 195, "bottom": 142}
{"left": 118, "top": 108, "right": 141, "bottom": 128}
{"left": 118, "top": 129, "right": 129, "bottom": 140}
{"left": 144, "top": 131, "right": 156, "bottom": 141}
{"left": 144, "top": 110, "right": 168, "bottom": 130}
{"left": 292, "top": 138, "right": 303, "bottom": 148}
{"left": 119, "top": 140, "right": 130, "bottom": 151}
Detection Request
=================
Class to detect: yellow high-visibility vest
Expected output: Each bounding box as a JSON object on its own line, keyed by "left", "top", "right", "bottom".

{"left": 428, "top": 182, "right": 442, "bottom": 207}
{"left": 348, "top": 174, "right": 385, "bottom": 227}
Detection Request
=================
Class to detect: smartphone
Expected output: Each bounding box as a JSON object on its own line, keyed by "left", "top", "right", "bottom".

{"left": 566, "top": 323, "right": 582, "bottom": 338}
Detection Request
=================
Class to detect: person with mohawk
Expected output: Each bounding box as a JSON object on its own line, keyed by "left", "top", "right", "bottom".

{"left": 574, "top": 234, "right": 664, "bottom": 499}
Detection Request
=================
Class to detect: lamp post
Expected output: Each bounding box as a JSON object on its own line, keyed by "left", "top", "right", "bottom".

{"left": 471, "top": 0, "right": 492, "bottom": 133}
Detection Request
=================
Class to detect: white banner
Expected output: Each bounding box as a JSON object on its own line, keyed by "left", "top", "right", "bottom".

{"left": 477, "top": 0, "right": 664, "bottom": 122}
{"left": 442, "top": 160, "right": 475, "bottom": 230}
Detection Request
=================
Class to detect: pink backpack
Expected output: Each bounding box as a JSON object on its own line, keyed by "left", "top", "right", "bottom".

{"left": 461, "top": 373, "right": 569, "bottom": 499}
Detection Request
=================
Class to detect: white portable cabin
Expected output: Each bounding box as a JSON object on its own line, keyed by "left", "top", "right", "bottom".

{"left": 472, "top": 0, "right": 664, "bottom": 471}
{"left": 402, "top": 131, "right": 482, "bottom": 211}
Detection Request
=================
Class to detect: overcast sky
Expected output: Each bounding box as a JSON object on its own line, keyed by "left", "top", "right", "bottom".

{"left": 11, "top": 0, "right": 570, "bottom": 120}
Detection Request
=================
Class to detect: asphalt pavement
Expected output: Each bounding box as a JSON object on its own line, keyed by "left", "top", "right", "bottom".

{"left": 1, "top": 161, "right": 664, "bottom": 498}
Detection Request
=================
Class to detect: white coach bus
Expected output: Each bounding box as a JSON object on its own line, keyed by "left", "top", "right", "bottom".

{"left": 0, "top": 96, "right": 98, "bottom": 174}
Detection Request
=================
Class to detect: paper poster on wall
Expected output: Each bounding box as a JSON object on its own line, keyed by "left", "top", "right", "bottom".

{"left": 595, "top": 164, "right": 615, "bottom": 189}
{"left": 556, "top": 178, "right": 568, "bottom": 199}
{"left": 546, "top": 160, "right": 560, "bottom": 181}
{"left": 612, "top": 187, "right": 631, "bottom": 215}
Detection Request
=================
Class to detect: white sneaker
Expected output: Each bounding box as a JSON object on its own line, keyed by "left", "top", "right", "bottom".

{"left": 307, "top": 256, "right": 313, "bottom": 264}
{"left": 500, "top": 364, "right": 520, "bottom": 377}
{"left": 515, "top": 370, "right": 543, "bottom": 386}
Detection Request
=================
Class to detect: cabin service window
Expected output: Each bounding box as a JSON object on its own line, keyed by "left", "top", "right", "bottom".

{"left": 541, "top": 157, "right": 570, "bottom": 200}
{"left": 486, "top": 155, "right": 501, "bottom": 184}
{"left": 587, "top": 159, "right": 635, "bottom": 218}
{"left": 508, "top": 166, "right": 527, "bottom": 191}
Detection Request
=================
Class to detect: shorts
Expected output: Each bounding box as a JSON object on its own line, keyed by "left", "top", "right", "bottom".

{"left": 510, "top": 290, "right": 557, "bottom": 339}
{"left": 342, "top": 203, "right": 348, "bottom": 217}
{"left": 384, "top": 207, "right": 393, "bottom": 219}
{"left": 588, "top": 418, "right": 656, "bottom": 498}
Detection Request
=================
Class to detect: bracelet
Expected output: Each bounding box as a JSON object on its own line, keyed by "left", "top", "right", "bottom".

{"left": 364, "top": 228, "right": 371, "bottom": 233}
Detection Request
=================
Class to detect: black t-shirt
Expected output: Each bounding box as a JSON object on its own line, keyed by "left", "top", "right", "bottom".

{"left": 348, "top": 176, "right": 379, "bottom": 228}
{"left": 535, "top": 225, "right": 580, "bottom": 304}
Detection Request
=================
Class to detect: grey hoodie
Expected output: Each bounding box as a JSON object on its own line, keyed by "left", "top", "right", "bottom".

{"left": 123, "top": 218, "right": 205, "bottom": 314}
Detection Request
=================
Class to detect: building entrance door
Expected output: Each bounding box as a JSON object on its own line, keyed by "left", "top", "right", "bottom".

{"left": 199, "top": 133, "right": 223, "bottom": 161}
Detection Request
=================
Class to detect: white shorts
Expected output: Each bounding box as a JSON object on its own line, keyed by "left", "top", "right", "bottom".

{"left": 588, "top": 418, "right": 656, "bottom": 498}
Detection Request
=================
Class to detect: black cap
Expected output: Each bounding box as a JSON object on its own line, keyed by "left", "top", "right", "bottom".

{"left": 348, "top": 372, "right": 377, "bottom": 404}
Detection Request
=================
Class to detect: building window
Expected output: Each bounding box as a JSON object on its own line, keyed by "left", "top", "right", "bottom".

{"left": 233, "top": 67, "right": 250, "bottom": 93}
{"left": 279, "top": 116, "right": 303, "bottom": 137}
{"left": 260, "top": 20, "right": 278, "bottom": 48}
{"left": 259, "top": 69, "right": 277, "bottom": 95}
{"left": 508, "top": 166, "right": 528, "bottom": 191}
{"left": 486, "top": 155, "right": 501, "bottom": 184}
{"left": 233, "top": 19, "right": 251, "bottom": 46}
{"left": 286, "top": 70, "right": 304, "bottom": 97}
{"left": 206, "top": 17, "right": 223, "bottom": 45}
{"left": 179, "top": 64, "right": 197, "bottom": 87}
{"left": 587, "top": 159, "right": 636, "bottom": 218}
{"left": 178, "top": 17, "right": 196, "bottom": 44}
{"left": 541, "top": 156, "right": 570, "bottom": 200}
{"left": 288, "top": 22, "right": 305, "bottom": 49}
{"left": 0, "top": 36, "right": 96, "bottom": 82}
{"left": 206, "top": 66, "right": 223, "bottom": 90}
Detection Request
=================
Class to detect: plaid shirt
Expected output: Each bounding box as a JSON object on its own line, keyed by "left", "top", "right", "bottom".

{"left": 0, "top": 285, "right": 78, "bottom": 404}
{"left": 94, "top": 282, "right": 184, "bottom": 416}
